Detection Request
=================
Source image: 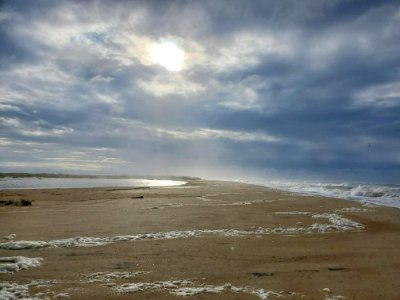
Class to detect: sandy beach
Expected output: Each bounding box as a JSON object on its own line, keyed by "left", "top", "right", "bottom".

{"left": 0, "top": 179, "right": 399, "bottom": 299}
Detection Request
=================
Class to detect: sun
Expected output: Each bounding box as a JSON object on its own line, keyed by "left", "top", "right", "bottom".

{"left": 149, "top": 42, "right": 185, "bottom": 72}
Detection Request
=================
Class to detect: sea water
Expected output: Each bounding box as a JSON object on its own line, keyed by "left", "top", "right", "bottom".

{"left": 0, "top": 177, "right": 186, "bottom": 190}
{"left": 263, "top": 181, "right": 400, "bottom": 208}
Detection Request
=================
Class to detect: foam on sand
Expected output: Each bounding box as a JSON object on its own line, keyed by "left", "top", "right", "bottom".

{"left": 0, "top": 282, "right": 32, "bottom": 300}
{"left": 311, "top": 213, "right": 364, "bottom": 232}
{"left": 322, "top": 287, "right": 346, "bottom": 299}
{"left": 113, "top": 281, "right": 296, "bottom": 299}
{"left": 146, "top": 198, "right": 278, "bottom": 210}
{"left": 0, "top": 213, "right": 364, "bottom": 250}
{"left": 54, "top": 293, "right": 70, "bottom": 298}
{"left": 275, "top": 212, "right": 364, "bottom": 233}
{"left": 325, "top": 295, "right": 346, "bottom": 300}
{"left": 0, "top": 280, "right": 60, "bottom": 300}
{"left": 82, "top": 272, "right": 299, "bottom": 299}
{"left": 0, "top": 256, "right": 42, "bottom": 273}
{"left": 82, "top": 271, "right": 150, "bottom": 283}
{"left": 0, "top": 241, "right": 49, "bottom": 250}
{"left": 2, "top": 234, "right": 16, "bottom": 241}
{"left": 113, "top": 280, "right": 193, "bottom": 293}
{"left": 335, "top": 207, "right": 372, "bottom": 213}
{"left": 275, "top": 211, "right": 311, "bottom": 215}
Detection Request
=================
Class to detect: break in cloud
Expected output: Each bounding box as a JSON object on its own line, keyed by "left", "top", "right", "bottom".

{"left": 0, "top": 0, "right": 399, "bottom": 182}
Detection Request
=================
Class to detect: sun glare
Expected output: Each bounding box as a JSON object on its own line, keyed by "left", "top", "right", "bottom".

{"left": 150, "top": 42, "right": 185, "bottom": 71}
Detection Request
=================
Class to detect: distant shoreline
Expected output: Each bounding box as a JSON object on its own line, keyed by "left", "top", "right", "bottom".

{"left": 1, "top": 174, "right": 399, "bottom": 208}
{"left": 0, "top": 172, "right": 200, "bottom": 181}
{"left": 0, "top": 177, "right": 190, "bottom": 191}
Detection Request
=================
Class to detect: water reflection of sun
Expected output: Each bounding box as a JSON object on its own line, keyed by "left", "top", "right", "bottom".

{"left": 149, "top": 42, "right": 185, "bottom": 72}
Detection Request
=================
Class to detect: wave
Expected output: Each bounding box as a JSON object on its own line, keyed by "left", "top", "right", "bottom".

{"left": 262, "top": 181, "right": 400, "bottom": 208}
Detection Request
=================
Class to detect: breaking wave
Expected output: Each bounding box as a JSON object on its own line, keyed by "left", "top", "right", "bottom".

{"left": 264, "top": 181, "right": 400, "bottom": 208}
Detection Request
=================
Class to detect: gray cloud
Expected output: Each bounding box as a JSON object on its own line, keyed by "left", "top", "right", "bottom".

{"left": 0, "top": 0, "right": 399, "bottom": 182}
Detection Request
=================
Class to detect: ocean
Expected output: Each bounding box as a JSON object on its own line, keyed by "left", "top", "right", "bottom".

{"left": 1, "top": 177, "right": 398, "bottom": 208}
{"left": 263, "top": 181, "right": 400, "bottom": 208}
{"left": 0, "top": 177, "right": 186, "bottom": 190}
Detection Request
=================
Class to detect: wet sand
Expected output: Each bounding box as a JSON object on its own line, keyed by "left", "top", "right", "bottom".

{"left": 1, "top": 180, "right": 399, "bottom": 299}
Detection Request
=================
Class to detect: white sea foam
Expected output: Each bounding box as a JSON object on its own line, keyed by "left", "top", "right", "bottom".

{"left": 2, "top": 234, "right": 16, "bottom": 241}
{"left": 54, "top": 293, "right": 70, "bottom": 299}
{"left": 146, "top": 198, "right": 280, "bottom": 210}
{"left": 54, "top": 293, "right": 69, "bottom": 298}
{"left": 144, "top": 203, "right": 184, "bottom": 210}
{"left": 0, "top": 213, "right": 364, "bottom": 250}
{"left": 28, "top": 279, "right": 61, "bottom": 288}
{"left": 325, "top": 295, "right": 346, "bottom": 300}
{"left": 311, "top": 213, "right": 364, "bottom": 232}
{"left": 361, "top": 201, "right": 378, "bottom": 208}
{"left": 171, "top": 285, "right": 284, "bottom": 299}
{"left": 263, "top": 181, "right": 400, "bottom": 208}
{"left": 113, "top": 281, "right": 290, "bottom": 299}
{"left": 0, "top": 256, "right": 42, "bottom": 273}
{"left": 172, "top": 286, "right": 225, "bottom": 296}
{"left": 196, "top": 196, "right": 212, "bottom": 202}
{"left": 335, "top": 207, "right": 372, "bottom": 213}
{"left": 82, "top": 271, "right": 150, "bottom": 283}
{"left": 0, "top": 280, "right": 55, "bottom": 300}
{"left": 113, "top": 280, "right": 193, "bottom": 293}
{"left": 0, "top": 282, "right": 32, "bottom": 300}
{"left": 0, "top": 241, "right": 49, "bottom": 250}
{"left": 275, "top": 211, "right": 311, "bottom": 215}
{"left": 215, "top": 199, "right": 278, "bottom": 206}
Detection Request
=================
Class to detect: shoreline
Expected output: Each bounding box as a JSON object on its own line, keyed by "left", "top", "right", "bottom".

{"left": 0, "top": 178, "right": 189, "bottom": 191}
{"left": 1, "top": 180, "right": 399, "bottom": 299}
{"left": 1, "top": 177, "right": 398, "bottom": 209}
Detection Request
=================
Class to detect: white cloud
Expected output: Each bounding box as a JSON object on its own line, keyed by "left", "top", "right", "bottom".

{"left": 154, "top": 127, "right": 281, "bottom": 143}
{"left": 137, "top": 74, "right": 204, "bottom": 97}
{"left": 210, "top": 31, "right": 294, "bottom": 72}
{"left": 95, "top": 93, "right": 124, "bottom": 114}
{"left": 0, "top": 137, "right": 124, "bottom": 171}
{"left": 0, "top": 137, "right": 13, "bottom": 146}
{"left": 0, "top": 117, "right": 74, "bottom": 137}
{"left": 90, "top": 75, "right": 114, "bottom": 83}
{"left": 0, "top": 103, "right": 21, "bottom": 112}
{"left": 353, "top": 81, "right": 400, "bottom": 107}
{"left": 212, "top": 75, "right": 267, "bottom": 110}
{"left": 111, "top": 117, "right": 280, "bottom": 143}
{"left": 0, "top": 62, "right": 77, "bottom": 107}
{"left": 0, "top": 10, "right": 14, "bottom": 22}
{"left": 43, "top": 153, "right": 127, "bottom": 170}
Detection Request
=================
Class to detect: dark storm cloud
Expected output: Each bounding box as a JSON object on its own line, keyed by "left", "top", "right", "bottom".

{"left": 0, "top": 0, "right": 399, "bottom": 181}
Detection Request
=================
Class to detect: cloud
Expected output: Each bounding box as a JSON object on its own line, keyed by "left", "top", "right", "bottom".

{"left": 137, "top": 74, "right": 204, "bottom": 97}
{"left": 107, "top": 117, "right": 280, "bottom": 144}
{"left": 353, "top": 81, "right": 400, "bottom": 108}
{"left": 0, "top": 10, "right": 13, "bottom": 22}
{"left": 213, "top": 75, "right": 267, "bottom": 110}
{"left": 0, "top": 0, "right": 399, "bottom": 181}
{"left": 152, "top": 127, "right": 280, "bottom": 143}
{"left": 0, "top": 117, "right": 74, "bottom": 137}
{"left": 42, "top": 152, "right": 127, "bottom": 170}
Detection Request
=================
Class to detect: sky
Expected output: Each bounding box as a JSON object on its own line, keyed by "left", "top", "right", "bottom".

{"left": 0, "top": 0, "right": 399, "bottom": 182}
